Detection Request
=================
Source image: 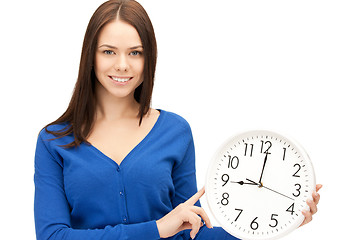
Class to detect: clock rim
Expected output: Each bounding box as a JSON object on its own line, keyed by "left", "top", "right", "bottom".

{"left": 205, "top": 129, "right": 316, "bottom": 240}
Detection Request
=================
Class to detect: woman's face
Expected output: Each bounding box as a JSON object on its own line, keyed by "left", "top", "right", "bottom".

{"left": 94, "top": 19, "right": 144, "bottom": 100}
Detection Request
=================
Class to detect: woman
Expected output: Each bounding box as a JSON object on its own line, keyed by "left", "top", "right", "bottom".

{"left": 34, "top": 0, "right": 321, "bottom": 239}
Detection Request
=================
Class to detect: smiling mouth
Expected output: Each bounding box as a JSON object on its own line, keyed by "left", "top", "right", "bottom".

{"left": 109, "top": 76, "right": 133, "bottom": 83}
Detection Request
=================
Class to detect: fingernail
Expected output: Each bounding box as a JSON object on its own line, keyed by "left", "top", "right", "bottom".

{"left": 314, "top": 191, "right": 318, "bottom": 197}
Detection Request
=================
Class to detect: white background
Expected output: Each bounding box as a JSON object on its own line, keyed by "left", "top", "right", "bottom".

{"left": 0, "top": 0, "right": 351, "bottom": 239}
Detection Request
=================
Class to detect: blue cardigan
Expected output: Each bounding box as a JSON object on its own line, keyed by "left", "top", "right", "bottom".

{"left": 34, "top": 110, "right": 237, "bottom": 240}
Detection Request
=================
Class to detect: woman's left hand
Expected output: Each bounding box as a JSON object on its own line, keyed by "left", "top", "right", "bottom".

{"left": 300, "top": 184, "right": 322, "bottom": 227}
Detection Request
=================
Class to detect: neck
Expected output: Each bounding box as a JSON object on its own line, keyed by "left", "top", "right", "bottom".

{"left": 95, "top": 85, "right": 140, "bottom": 122}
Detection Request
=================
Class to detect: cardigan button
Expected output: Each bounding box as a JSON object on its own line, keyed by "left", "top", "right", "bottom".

{"left": 120, "top": 191, "right": 124, "bottom": 196}
{"left": 123, "top": 217, "right": 127, "bottom": 222}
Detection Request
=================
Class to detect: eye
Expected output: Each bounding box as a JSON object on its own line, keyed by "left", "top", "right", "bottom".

{"left": 103, "top": 50, "right": 115, "bottom": 55}
{"left": 130, "top": 50, "right": 142, "bottom": 56}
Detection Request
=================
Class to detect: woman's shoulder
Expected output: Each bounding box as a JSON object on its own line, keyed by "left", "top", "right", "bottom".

{"left": 158, "top": 109, "right": 192, "bottom": 131}
{"left": 158, "top": 109, "right": 194, "bottom": 148}
{"left": 159, "top": 109, "right": 189, "bottom": 123}
{"left": 38, "top": 122, "right": 72, "bottom": 141}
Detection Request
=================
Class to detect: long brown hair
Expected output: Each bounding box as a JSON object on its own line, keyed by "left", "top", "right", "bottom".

{"left": 44, "top": 0, "right": 157, "bottom": 148}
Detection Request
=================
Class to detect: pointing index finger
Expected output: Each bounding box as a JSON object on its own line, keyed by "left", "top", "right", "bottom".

{"left": 185, "top": 187, "right": 205, "bottom": 206}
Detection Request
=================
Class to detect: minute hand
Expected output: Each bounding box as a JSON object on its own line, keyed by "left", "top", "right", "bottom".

{"left": 245, "top": 179, "right": 295, "bottom": 201}
{"left": 258, "top": 153, "right": 269, "bottom": 184}
{"left": 261, "top": 185, "right": 294, "bottom": 201}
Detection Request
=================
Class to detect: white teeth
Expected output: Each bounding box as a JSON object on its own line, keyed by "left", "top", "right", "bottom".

{"left": 111, "top": 76, "right": 131, "bottom": 82}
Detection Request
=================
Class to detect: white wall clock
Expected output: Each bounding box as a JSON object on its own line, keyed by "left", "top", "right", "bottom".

{"left": 205, "top": 130, "right": 316, "bottom": 240}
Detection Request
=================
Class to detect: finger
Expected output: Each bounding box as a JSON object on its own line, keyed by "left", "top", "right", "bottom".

{"left": 189, "top": 214, "right": 202, "bottom": 239}
{"left": 300, "top": 210, "right": 312, "bottom": 227}
{"left": 313, "top": 191, "right": 320, "bottom": 205}
{"left": 179, "top": 219, "right": 203, "bottom": 232}
{"left": 178, "top": 222, "right": 192, "bottom": 232}
{"left": 316, "top": 184, "right": 323, "bottom": 192}
{"left": 191, "top": 206, "right": 213, "bottom": 228}
{"left": 307, "top": 199, "right": 318, "bottom": 214}
{"left": 185, "top": 187, "right": 205, "bottom": 206}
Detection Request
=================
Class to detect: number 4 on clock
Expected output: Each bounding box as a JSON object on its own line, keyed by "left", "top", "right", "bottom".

{"left": 286, "top": 203, "right": 295, "bottom": 215}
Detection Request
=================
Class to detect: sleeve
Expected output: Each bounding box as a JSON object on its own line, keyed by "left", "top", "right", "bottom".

{"left": 171, "top": 125, "right": 241, "bottom": 240}
{"left": 171, "top": 124, "right": 199, "bottom": 208}
{"left": 34, "top": 133, "right": 160, "bottom": 240}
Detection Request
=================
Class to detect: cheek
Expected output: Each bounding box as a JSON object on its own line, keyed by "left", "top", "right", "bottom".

{"left": 94, "top": 55, "right": 111, "bottom": 75}
{"left": 135, "top": 58, "right": 144, "bottom": 75}
{"left": 136, "top": 61, "right": 144, "bottom": 84}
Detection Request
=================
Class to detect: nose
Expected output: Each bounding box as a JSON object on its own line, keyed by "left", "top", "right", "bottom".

{"left": 114, "top": 55, "right": 129, "bottom": 72}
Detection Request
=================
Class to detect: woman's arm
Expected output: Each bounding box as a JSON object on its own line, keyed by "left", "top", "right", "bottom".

{"left": 154, "top": 122, "right": 238, "bottom": 239}
{"left": 154, "top": 123, "right": 213, "bottom": 239}
{"left": 34, "top": 133, "right": 159, "bottom": 240}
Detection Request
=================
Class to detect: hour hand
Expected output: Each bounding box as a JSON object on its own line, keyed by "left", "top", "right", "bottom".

{"left": 245, "top": 178, "right": 260, "bottom": 186}
{"left": 231, "top": 180, "right": 258, "bottom": 186}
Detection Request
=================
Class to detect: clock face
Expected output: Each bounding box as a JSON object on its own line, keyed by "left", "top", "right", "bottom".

{"left": 205, "top": 130, "right": 316, "bottom": 240}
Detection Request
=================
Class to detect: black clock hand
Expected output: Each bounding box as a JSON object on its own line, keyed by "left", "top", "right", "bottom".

{"left": 246, "top": 178, "right": 260, "bottom": 186}
{"left": 258, "top": 153, "right": 269, "bottom": 184}
{"left": 230, "top": 180, "right": 257, "bottom": 186}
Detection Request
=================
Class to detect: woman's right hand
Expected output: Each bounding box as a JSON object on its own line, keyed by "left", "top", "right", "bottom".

{"left": 156, "top": 187, "right": 213, "bottom": 239}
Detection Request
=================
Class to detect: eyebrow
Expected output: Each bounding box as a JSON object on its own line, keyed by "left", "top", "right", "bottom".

{"left": 98, "top": 44, "right": 143, "bottom": 50}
